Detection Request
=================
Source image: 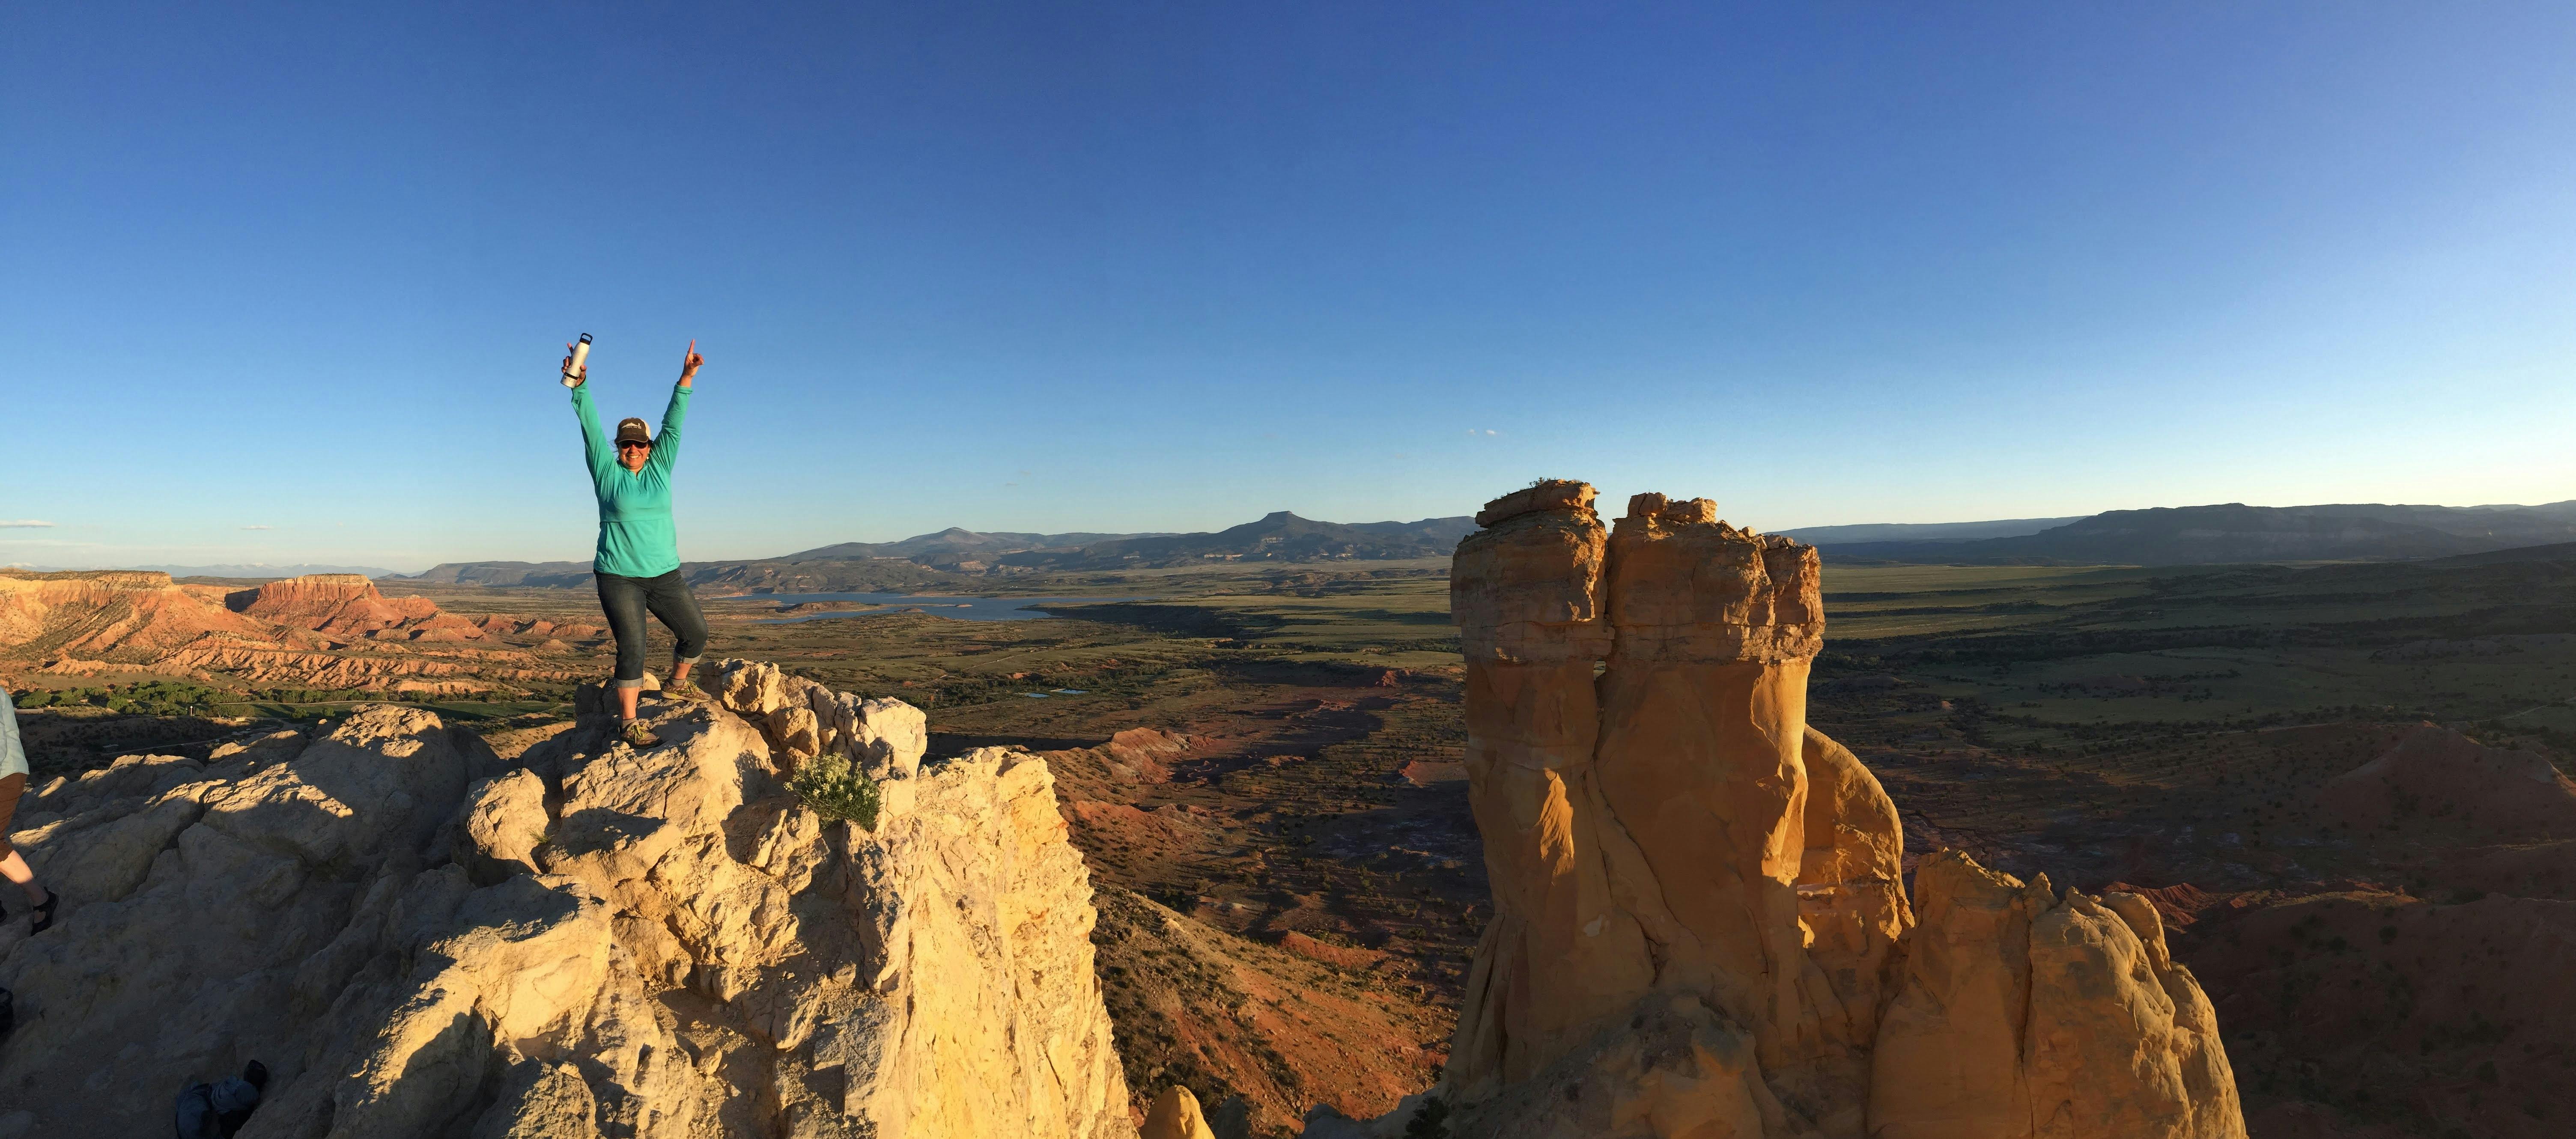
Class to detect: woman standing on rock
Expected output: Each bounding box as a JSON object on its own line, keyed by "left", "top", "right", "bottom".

{"left": 565, "top": 340, "right": 711, "bottom": 748}
{"left": 0, "top": 688, "right": 62, "bottom": 933}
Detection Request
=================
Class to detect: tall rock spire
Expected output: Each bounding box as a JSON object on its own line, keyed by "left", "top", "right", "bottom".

{"left": 1440, "top": 482, "right": 2243, "bottom": 1139}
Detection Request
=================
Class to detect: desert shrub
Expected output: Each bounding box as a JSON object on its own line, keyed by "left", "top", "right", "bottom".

{"left": 789, "top": 751, "right": 882, "bottom": 832}
{"left": 1404, "top": 1096, "right": 1451, "bottom": 1139}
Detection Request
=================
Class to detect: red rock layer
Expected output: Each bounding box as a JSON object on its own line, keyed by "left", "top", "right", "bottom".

{"left": 229, "top": 573, "right": 458, "bottom": 637}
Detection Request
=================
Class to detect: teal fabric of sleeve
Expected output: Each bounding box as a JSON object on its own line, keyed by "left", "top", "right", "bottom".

{"left": 651, "top": 383, "right": 689, "bottom": 474}
{"left": 575, "top": 382, "right": 690, "bottom": 578}
{"left": 571, "top": 381, "right": 615, "bottom": 483}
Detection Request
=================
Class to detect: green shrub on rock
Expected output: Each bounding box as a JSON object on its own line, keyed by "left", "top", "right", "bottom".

{"left": 789, "top": 751, "right": 883, "bottom": 832}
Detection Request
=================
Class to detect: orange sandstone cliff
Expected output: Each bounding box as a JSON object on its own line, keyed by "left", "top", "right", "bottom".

{"left": 1422, "top": 483, "right": 2243, "bottom": 1139}
{"left": 0, "top": 570, "right": 574, "bottom": 690}
{"left": 227, "top": 572, "right": 454, "bottom": 637}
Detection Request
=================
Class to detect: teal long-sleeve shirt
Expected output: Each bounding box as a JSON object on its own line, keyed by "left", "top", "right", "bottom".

{"left": 573, "top": 381, "right": 692, "bottom": 578}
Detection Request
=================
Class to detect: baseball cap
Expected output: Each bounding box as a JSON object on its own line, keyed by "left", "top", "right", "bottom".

{"left": 615, "top": 418, "right": 652, "bottom": 447}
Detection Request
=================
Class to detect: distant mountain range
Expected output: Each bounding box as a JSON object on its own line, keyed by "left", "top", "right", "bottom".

{"left": 1777, "top": 517, "right": 2085, "bottom": 545}
{"left": 781, "top": 528, "right": 1170, "bottom": 572}
{"left": 1807, "top": 501, "right": 2576, "bottom": 565}
{"left": 398, "top": 511, "right": 1478, "bottom": 591}
{"left": 368, "top": 499, "right": 2576, "bottom": 592}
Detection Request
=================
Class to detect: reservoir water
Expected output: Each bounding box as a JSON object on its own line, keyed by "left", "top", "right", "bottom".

{"left": 743, "top": 593, "right": 1145, "bottom": 623}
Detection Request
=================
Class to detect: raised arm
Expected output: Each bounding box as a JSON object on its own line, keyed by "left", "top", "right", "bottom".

{"left": 651, "top": 341, "right": 702, "bottom": 473}
{"left": 566, "top": 345, "right": 614, "bottom": 482}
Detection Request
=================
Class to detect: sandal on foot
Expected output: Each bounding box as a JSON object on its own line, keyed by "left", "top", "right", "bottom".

{"left": 30, "top": 889, "right": 59, "bottom": 935}
{"left": 620, "top": 719, "right": 664, "bottom": 749}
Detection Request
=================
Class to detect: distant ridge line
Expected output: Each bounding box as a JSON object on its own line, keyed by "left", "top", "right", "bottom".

{"left": 397, "top": 510, "right": 1477, "bottom": 588}
{"left": 382, "top": 498, "right": 2576, "bottom": 586}
{"left": 1808, "top": 501, "right": 2576, "bottom": 566}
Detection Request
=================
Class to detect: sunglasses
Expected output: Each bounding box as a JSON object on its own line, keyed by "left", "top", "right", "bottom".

{"left": 617, "top": 440, "right": 651, "bottom": 450}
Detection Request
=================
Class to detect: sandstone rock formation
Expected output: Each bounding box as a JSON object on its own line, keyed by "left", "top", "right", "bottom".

{"left": 228, "top": 573, "right": 458, "bottom": 638}
{"left": 0, "top": 569, "right": 268, "bottom": 653}
{"left": 0, "top": 661, "right": 1135, "bottom": 1138}
{"left": 0, "top": 569, "right": 578, "bottom": 690}
{"left": 1423, "top": 482, "right": 2244, "bottom": 1139}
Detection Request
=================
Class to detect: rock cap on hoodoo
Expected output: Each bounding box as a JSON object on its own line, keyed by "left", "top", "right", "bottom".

{"left": 1452, "top": 480, "right": 1823, "bottom": 665}
{"left": 1474, "top": 479, "right": 1598, "bottom": 528}
{"left": 1606, "top": 489, "right": 1822, "bottom": 665}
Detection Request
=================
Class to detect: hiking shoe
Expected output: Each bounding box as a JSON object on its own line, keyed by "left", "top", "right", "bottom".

{"left": 620, "top": 719, "right": 664, "bottom": 749}
{"left": 663, "top": 678, "right": 710, "bottom": 702}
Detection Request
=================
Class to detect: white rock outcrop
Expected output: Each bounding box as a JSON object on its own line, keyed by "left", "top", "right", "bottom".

{"left": 0, "top": 660, "right": 1133, "bottom": 1139}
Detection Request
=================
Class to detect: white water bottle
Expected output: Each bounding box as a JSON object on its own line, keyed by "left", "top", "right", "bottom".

{"left": 562, "top": 333, "right": 592, "bottom": 388}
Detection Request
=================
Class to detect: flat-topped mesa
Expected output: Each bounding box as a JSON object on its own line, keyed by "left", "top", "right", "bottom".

{"left": 230, "top": 573, "right": 450, "bottom": 637}
{"left": 1440, "top": 482, "right": 2242, "bottom": 1139}
{"left": 0, "top": 568, "right": 178, "bottom": 590}
{"left": 0, "top": 569, "right": 271, "bottom": 655}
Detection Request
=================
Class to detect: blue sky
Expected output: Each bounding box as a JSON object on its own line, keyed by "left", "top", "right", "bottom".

{"left": 5, "top": 3, "right": 2571, "bottom": 571}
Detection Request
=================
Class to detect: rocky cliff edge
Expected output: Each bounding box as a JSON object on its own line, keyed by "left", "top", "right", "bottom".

{"left": 0, "top": 659, "right": 1135, "bottom": 1139}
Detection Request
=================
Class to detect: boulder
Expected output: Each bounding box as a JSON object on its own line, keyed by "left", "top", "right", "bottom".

{"left": 2025, "top": 892, "right": 2242, "bottom": 1139}
{"left": 1141, "top": 1085, "right": 1216, "bottom": 1139}
{"left": 849, "top": 697, "right": 928, "bottom": 779}
{"left": 460, "top": 769, "right": 549, "bottom": 883}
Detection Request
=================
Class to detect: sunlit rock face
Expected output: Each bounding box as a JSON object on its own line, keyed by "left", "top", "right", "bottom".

{"left": 0, "top": 665, "right": 1136, "bottom": 1139}
{"left": 1437, "top": 481, "right": 2243, "bottom": 1139}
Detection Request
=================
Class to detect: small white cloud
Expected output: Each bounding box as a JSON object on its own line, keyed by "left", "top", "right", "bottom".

{"left": 1485, "top": 429, "right": 1499, "bottom": 436}
{"left": 0, "top": 520, "right": 54, "bottom": 528}
{"left": 241, "top": 525, "right": 274, "bottom": 531}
